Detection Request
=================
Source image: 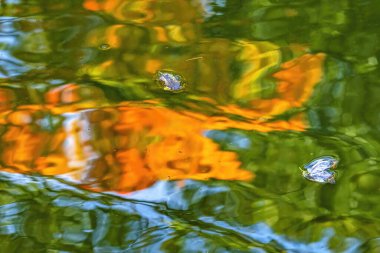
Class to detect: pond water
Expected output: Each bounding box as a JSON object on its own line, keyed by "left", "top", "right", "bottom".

{"left": 1, "top": 1, "right": 380, "bottom": 252}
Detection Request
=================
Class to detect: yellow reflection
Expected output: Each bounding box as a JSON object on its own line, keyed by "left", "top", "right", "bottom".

{"left": 83, "top": 0, "right": 155, "bottom": 24}
{"left": 83, "top": 0, "right": 203, "bottom": 26}
{"left": 215, "top": 53, "right": 326, "bottom": 129}
{"left": 232, "top": 40, "right": 280, "bottom": 101}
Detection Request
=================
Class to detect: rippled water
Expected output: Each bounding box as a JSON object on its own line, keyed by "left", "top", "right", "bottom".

{"left": 1, "top": 1, "right": 380, "bottom": 252}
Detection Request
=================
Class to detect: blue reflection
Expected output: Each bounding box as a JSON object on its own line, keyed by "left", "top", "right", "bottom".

{"left": 197, "top": 218, "right": 359, "bottom": 253}
{"left": 0, "top": 170, "right": 364, "bottom": 252}
{"left": 204, "top": 130, "right": 251, "bottom": 149}
{"left": 0, "top": 17, "right": 29, "bottom": 77}
{"left": 200, "top": 0, "right": 227, "bottom": 17}
{"left": 0, "top": 51, "right": 28, "bottom": 78}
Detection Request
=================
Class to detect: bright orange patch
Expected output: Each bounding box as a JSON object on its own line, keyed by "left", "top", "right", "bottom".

{"left": 0, "top": 52, "right": 325, "bottom": 193}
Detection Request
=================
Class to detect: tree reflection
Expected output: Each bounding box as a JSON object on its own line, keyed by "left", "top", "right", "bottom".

{"left": 2, "top": 0, "right": 380, "bottom": 252}
{"left": 0, "top": 51, "right": 325, "bottom": 193}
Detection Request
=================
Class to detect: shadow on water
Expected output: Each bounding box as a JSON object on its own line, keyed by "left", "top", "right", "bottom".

{"left": 1, "top": 0, "right": 380, "bottom": 252}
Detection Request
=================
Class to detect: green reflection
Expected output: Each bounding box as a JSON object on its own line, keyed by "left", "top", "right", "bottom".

{"left": 0, "top": 0, "right": 380, "bottom": 252}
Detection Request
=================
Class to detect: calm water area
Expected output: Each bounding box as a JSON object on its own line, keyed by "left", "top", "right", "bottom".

{"left": 0, "top": 1, "right": 380, "bottom": 252}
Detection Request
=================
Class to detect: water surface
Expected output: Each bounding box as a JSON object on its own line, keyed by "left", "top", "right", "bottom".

{"left": 1, "top": 0, "right": 380, "bottom": 252}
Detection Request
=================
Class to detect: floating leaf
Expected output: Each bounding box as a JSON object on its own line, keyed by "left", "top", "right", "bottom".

{"left": 154, "top": 70, "right": 187, "bottom": 93}
{"left": 301, "top": 156, "right": 339, "bottom": 184}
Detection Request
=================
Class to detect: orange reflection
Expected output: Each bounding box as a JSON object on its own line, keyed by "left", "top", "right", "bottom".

{"left": 0, "top": 88, "right": 15, "bottom": 113}
{"left": 0, "top": 51, "right": 325, "bottom": 193}
{"left": 83, "top": 0, "right": 202, "bottom": 26}
{"left": 212, "top": 53, "right": 326, "bottom": 130}
{"left": 0, "top": 90, "right": 254, "bottom": 193}
{"left": 83, "top": 0, "right": 155, "bottom": 24}
{"left": 0, "top": 101, "right": 254, "bottom": 193}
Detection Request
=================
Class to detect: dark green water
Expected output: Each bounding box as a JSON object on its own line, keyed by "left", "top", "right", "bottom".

{"left": 1, "top": 1, "right": 380, "bottom": 252}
